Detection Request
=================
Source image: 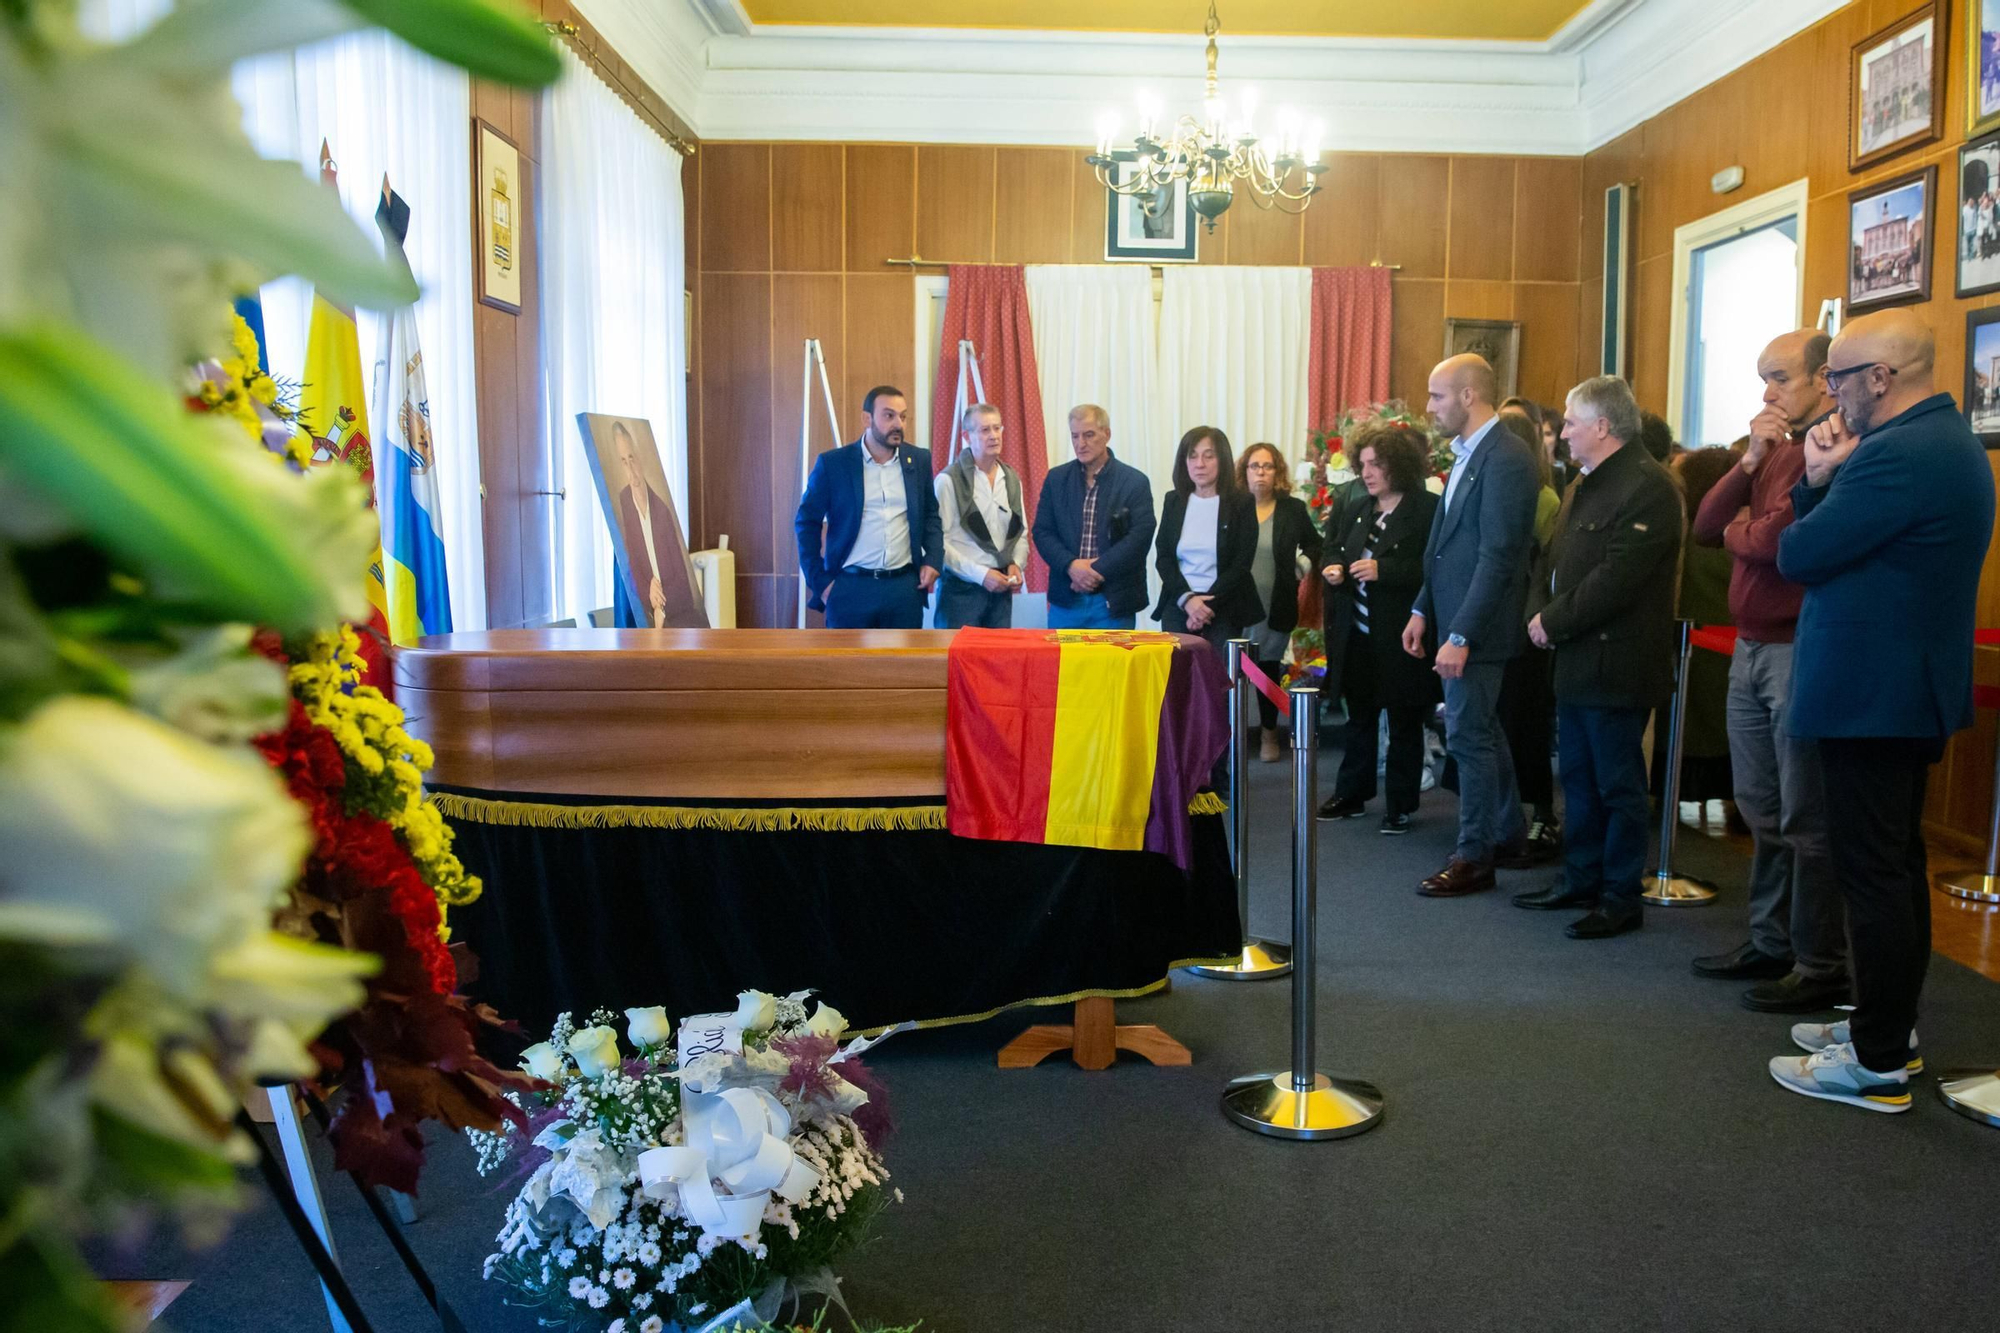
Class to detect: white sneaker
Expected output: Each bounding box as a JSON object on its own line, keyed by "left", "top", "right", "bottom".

{"left": 1790, "top": 1020, "right": 1922, "bottom": 1074}
{"left": 1770, "top": 1041, "right": 1913, "bottom": 1113}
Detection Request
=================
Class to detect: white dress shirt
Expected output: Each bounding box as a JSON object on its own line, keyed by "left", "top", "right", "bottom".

{"left": 1176, "top": 493, "right": 1221, "bottom": 600}
{"left": 935, "top": 463, "right": 1026, "bottom": 585}
{"left": 845, "top": 446, "right": 911, "bottom": 571}
{"left": 1443, "top": 413, "right": 1500, "bottom": 512}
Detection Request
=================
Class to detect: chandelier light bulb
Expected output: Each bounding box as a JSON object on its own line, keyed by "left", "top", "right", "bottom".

{"left": 1304, "top": 118, "right": 1325, "bottom": 163}
{"left": 1136, "top": 91, "right": 1161, "bottom": 138}
{"left": 1096, "top": 110, "right": 1119, "bottom": 154}
{"left": 1274, "top": 108, "right": 1301, "bottom": 155}
{"left": 1237, "top": 86, "right": 1258, "bottom": 139}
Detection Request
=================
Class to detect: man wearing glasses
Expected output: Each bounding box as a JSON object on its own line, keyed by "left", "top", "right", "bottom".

{"left": 1767, "top": 309, "right": 1994, "bottom": 1114}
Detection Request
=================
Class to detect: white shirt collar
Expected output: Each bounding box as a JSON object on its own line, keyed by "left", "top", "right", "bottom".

{"left": 1452, "top": 414, "right": 1499, "bottom": 460}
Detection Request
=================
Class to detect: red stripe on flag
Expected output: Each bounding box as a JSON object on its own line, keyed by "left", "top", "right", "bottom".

{"left": 1689, "top": 625, "right": 1737, "bottom": 656}
{"left": 1239, "top": 655, "right": 1291, "bottom": 720}
{"left": 1975, "top": 684, "right": 2000, "bottom": 711}
{"left": 1976, "top": 629, "right": 2000, "bottom": 646}
{"left": 945, "top": 628, "right": 1061, "bottom": 844}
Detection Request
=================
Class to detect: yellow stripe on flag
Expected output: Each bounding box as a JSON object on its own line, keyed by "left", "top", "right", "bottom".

{"left": 302, "top": 291, "right": 389, "bottom": 626}
{"left": 1044, "top": 639, "right": 1173, "bottom": 851}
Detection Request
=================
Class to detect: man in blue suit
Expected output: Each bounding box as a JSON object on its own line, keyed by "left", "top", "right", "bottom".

{"left": 1401, "top": 354, "right": 1540, "bottom": 899}
{"left": 1032, "top": 403, "right": 1156, "bottom": 630}
{"left": 795, "top": 385, "right": 943, "bottom": 629}
{"left": 1769, "top": 310, "right": 1994, "bottom": 1115}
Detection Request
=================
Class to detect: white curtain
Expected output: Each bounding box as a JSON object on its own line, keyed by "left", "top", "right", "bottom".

{"left": 1159, "top": 267, "right": 1314, "bottom": 473}
{"left": 230, "top": 35, "right": 486, "bottom": 629}
{"left": 1023, "top": 264, "right": 1167, "bottom": 625}
{"left": 541, "top": 48, "right": 689, "bottom": 625}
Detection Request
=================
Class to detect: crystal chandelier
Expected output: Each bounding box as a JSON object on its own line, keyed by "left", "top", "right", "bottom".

{"left": 1086, "top": 3, "right": 1325, "bottom": 232}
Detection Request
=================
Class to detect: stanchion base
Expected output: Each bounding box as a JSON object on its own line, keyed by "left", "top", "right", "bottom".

{"left": 1936, "top": 1068, "right": 2000, "bottom": 1128}
{"left": 1937, "top": 872, "right": 2000, "bottom": 904}
{"left": 1184, "top": 939, "right": 1293, "bottom": 980}
{"left": 1221, "top": 1070, "right": 1384, "bottom": 1141}
{"left": 1641, "top": 873, "right": 1718, "bottom": 907}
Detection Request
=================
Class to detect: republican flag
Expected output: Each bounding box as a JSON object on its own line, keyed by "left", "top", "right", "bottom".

{"left": 944, "top": 629, "right": 1229, "bottom": 871}
{"left": 373, "top": 180, "right": 453, "bottom": 643}
{"left": 300, "top": 140, "right": 392, "bottom": 676}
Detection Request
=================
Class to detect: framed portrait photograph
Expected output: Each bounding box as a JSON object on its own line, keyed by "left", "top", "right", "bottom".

{"left": 1850, "top": 4, "right": 1946, "bottom": 171}
{"left": 1104, "top": 157, "right": 1198, "bottom": 263}
{"left": 576, "top": 413, "right": 708, "bottom": 628}
{"left": 1443, "top": 318, "right": 1522, "bottom": 400}
{"left": 1848, "top": 166, "right": 1936, "bottom": 310}
{"left": 1965, "top": 307, "right": 2000, "bottom": 446}
{"left": 1970, "top": 1, "right": 2000, "bottom": 138}
{"left": 476, "top": 119, "right": 523, "bottom": 314}
{"left": 1958, "top": 132, "right": 2000, "bottom": 296}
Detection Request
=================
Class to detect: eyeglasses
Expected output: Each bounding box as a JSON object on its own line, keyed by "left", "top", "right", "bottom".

{"left": 1824, "top": 362, "right": 1893, "bottom": 387}
{"left": 1246, "top": 461, "right": 1277, "bottom": 471}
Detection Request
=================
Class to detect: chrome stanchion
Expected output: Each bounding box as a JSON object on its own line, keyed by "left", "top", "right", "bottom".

{"left": 1939, "top": 731, "right": 2000, "bottom": 903}
{"left": 1641, "top": 620, "right": 1718, "bottom": 907}
{"left": 1187, "top": 639, "right": 1293, "bottom": 980}
{"left": 1222, "top": 684, "right": 1384, "bottom": 1140}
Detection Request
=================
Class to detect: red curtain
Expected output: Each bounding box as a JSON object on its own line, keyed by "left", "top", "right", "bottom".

{"left": 930, "top": 265, "right": 1050, "bottom": 591}
{"left": 1306, "top": 266, "right": 1394, "bottom": 429}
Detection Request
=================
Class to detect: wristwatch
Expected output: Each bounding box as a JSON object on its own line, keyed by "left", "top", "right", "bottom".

{"left": 1446, "top": 632, "right": 1470, "bottom": 648}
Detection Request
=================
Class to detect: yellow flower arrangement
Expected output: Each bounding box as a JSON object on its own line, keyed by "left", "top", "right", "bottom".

{"left": 199, "top": 312, "right": 313, "bottom": 469}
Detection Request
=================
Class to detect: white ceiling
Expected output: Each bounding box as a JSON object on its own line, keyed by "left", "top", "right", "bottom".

{"left": 575, "top": 0, "right": 1845, "bottom": 155}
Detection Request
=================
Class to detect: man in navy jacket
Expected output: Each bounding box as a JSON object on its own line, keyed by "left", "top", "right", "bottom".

{"left": 1769, "top": 310, "right": 1994, "bottom": 1114}
{"left": 1032, "top": 403, "right": 1156, "bottom": 629}
{"left": 795, "top": 385, "right": 943, "bottom": 628}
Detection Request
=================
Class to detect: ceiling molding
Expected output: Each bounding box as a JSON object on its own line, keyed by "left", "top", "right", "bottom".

{"left": 576, "top": 0, "right": 1841, "bottom": 155}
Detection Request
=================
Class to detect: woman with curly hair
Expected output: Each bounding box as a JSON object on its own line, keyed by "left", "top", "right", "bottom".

{"left": 1236, "top": 442, "right": 1322, "bottom": 760}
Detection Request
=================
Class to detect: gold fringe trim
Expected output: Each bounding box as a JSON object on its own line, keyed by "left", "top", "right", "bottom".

{"left": 855, "top": 956, "right": 1238, "bottom": 1037}
{"left": 1188, "top": 791, "right": 1228, "bottom": 816}
{"left": 429, "top": 792, "right": 947, "bottom": 833}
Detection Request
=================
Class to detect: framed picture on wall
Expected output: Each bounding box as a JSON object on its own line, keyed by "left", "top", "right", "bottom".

{"left": 476, "top": 119, "right": 523, "bottom": 314}
{"left": 1847, "top": 166, "right": 1936, "bottom": 310}
{"left": 1850, "top": 4, "right": 1946, "bottom": 172}
{"left": 1969, "top": 1, "right": 2000, "bottom": 138}
{"left": 1443, "top": 319, "right": 1521, "bottom": 400}
{"left": 1958, "top": 132, "right": 2000, "bottom": 296}
{"left": 1104, "top": 157, "right": 1199, "bottom": 263}
{"left": 1964, "top": 307, "right": 2000, "bottom": 446}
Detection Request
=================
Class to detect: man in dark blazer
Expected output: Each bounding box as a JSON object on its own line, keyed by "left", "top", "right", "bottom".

{"left": 1033, "top": 403, "right": 1156, "bottom": 630}
{"left": 794, "top": 385, "right": 942, "bottom": 628}
{"left": 1402, "top": 354, "right": 1540, "bottom": 897}
{"left": 1768, "top": 310, "right": 1993, "bottom": 1114}
{"left": 1515, "top": 376, "right": 1683, "bottom": 939}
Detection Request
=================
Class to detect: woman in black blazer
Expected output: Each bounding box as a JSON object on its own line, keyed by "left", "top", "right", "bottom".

{"left": 1154, "top": 426, "right": 1263, "bottom": 654}
{"left": 1237, "top": 442, "right": 1322, "bottom": 760}
{"left": 1317, "top": 422, "right": 1440, "bottom": 834}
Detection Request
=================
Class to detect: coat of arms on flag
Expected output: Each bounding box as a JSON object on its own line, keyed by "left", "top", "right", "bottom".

{"left": 374, "top": 178, "right": 453, "bottom": 643}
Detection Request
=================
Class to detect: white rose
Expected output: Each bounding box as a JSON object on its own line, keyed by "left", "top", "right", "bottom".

{"left": 519, "top": 1041, "right": 565, "bottom": 1081}
{"left": 625, "top": 1006, "right": 673, "bottom": 1049}
{"left": 567, "top": 1025, "right": 621, "bottom": 1079}
{"left": 805, "top": 1003, "right": 846, "bottom": 1040}
{"left": 732, "top": 989, "right": 776, "bottom": 1032}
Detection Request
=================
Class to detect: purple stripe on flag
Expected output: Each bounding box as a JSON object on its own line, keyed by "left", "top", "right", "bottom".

{"left": 1143, "top": 636, "right": 1231, "bottom": 872}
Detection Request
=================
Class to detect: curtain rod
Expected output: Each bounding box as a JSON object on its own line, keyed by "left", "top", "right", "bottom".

{"left": 885, "top": 255, "right": 1402, "bottom": 273}
{"left": 542, "top": 20, "right": 697, "bottom": 157}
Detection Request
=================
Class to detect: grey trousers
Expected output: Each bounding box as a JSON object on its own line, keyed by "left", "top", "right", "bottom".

{"left": 1442, "top": 660, "right": 1526, "bottom": 863}
{"left": 1726, "top": 637, "right": 1846, "bottom": 979}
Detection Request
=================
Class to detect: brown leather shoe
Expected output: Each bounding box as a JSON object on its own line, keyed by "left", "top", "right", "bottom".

{"left": 1418, "top": 857, "right": 1496, "bottom": 898}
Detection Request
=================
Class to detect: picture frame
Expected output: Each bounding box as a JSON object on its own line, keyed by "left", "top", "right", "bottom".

{"left": 1850, "top": 3, "right": 1947, "bottom": 172}
{"left": 1968, "top": 0, "right": 2000, "bottom": 139}
{"left": 476, "top": 119, "right": 523, "bottom": 314}
{"left": 1443, "top": 318, "right": 1522, "bottom": 400}
{"left": 1104, "top": 157, "right": 1199, "bottom": 263}
{"left": 1957, "top": 132, "right": 2000, "bottom": 296}
{"left": 1965, "top": 307, "right": 2000, "bottom": 446}
{"left": 576, "top": 413, "right": 708, "bottom": 628}
{"left": 1848, "top": 165, "right": 1936, "bottom": 310}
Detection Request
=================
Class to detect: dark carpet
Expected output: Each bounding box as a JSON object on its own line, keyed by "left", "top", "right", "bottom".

{"left": 113, "top": 737, "right": 2000, "bottom": 1332}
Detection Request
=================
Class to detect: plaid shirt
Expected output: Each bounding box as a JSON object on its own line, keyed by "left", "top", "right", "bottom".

{"left": 1078, "top": 467, "right": 1102, "bottom": 561}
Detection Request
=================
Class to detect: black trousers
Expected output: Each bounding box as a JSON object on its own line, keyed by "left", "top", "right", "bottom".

{"left": 1333, "top": 633, "right": 1427, "bottom": 817}
{"left": 1819, "top": 736, "right": 1941, "bottom": 1074}
{"left": 1498, "top": 645, "right": 1555, "bottom": 811}
{"left": 825, "top": 566, "right": 922, "bottom": 628}
{"left": 933, "top": 573, "right": 1012, "bottom": 628}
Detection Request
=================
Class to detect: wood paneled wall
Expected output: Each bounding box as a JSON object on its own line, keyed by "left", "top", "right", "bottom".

{"left": 1589, "top": 0, "right": 2000, "bottom": 850}
{"left": 688, "top": 144, "right": 1590, "bottom": 626}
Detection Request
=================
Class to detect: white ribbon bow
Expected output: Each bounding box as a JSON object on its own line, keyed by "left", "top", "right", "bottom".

{"left": 636, "top": 1087, "right": 820, "bottom": 1241}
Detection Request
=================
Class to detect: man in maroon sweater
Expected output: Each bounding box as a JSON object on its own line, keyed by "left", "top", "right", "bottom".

{"left": 1689, "top": 328, "right": 1848, "bottom": 1012}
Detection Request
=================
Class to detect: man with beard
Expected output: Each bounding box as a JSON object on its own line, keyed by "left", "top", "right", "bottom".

{"left": 795, "top": 385, "right": 942, "bottom": 628}
{"left": 1769, "top": 309, "right": 1993, "bottom": 1113}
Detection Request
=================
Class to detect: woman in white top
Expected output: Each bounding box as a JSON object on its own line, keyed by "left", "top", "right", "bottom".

{"left": 1152, "top": 426, "right": 1262, "bottom": 656}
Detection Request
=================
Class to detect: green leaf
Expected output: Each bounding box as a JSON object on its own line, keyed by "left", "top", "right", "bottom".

{"left": 338, "top": 0, "right": 559, "bottom": 87}
{"left": 0, "top": 326, "right": 360, "bottom": 633}
{"left": 91, "top": 1107, "right": 239, "bottom": 1194}
{"left": 0, "top": 1226, "right": 127, "bottom": 1333}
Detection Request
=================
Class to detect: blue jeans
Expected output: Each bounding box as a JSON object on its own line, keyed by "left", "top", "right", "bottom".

{"left": 1442, "top": 661, "right": 1526, "bottom": 862}
{"left": 1047, "top": 593, "right": 1133, "bottom": 631}
{"left": 1558, "top": 702, "right": 1652, "bottom": 904}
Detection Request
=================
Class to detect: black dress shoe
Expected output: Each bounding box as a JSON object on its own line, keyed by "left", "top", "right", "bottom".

{"left": 1379, "top": 813, "right": 1412, "bottom": 835}
{"left": 1741, "top": 971, "right": 1851, "bottom": 1013}
{"left": 1691, "top": 941, "right": 1795, "bottom": 981}
{"left": 1317, "top": 795, "right": 1366, "bottom": 820}
{"left": 1511, "top": 884, "right": 1598, "bottom": 911}
{"left": 1566, "top": 902, "right": 1643, "bottom": 939}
